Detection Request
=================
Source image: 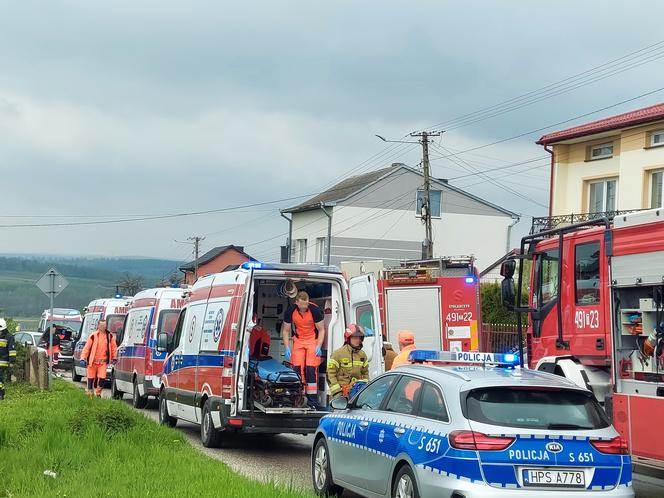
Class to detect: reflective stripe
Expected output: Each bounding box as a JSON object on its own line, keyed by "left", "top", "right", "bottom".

{"left": 8, "top": 351, "right": 17, "bottom": 357}
{"left": 0, "top": 361, "right": 8, "bottom": 367}
{"left": 305, "top": 383, "right": 318, "bottom": 394}
{"left": 330, "top": 383, "right": 341, "bottom": 394}
{"left": 362, "top": 360, "right": 369, "bottom": 367}
{"left": 0, "top": 340, "right": 7, "bottom": 347}
{"left": 352, "top": 360, "right": 365, "bottom": 366}
{"left": 327, "top": 359, "right": 340, "bottom": 369}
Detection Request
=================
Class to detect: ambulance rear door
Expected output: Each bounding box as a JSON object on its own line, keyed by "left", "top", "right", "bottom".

{"left": 349, "top": 273, "right": 384, "bottom": 379}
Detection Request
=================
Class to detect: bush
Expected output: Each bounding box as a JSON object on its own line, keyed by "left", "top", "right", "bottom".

{"left": 9, "top": 341, "right": 28, "bottom": 382}
{"left": 481, "top": 282, "right": 526, "bottom": 325}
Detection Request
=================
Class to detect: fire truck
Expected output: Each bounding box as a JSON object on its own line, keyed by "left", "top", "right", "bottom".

{"left": 343, "top": 257, "right": 481, "bottom": 352}
{"left": 501, "top": 208, "right": 664, "bottom": 470}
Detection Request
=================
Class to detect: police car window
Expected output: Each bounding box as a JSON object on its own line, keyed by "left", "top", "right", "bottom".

{"left": 385, "top": 376, "right": 423, "bottom": 415}
{"left": 465, "top": 388, "right": 610, "bottom": 430}
{"left": 418, "top": 382, "right": 449, "bottom": 422}
{"left": 354, "top": 375, "right": 397, "bottom": 411}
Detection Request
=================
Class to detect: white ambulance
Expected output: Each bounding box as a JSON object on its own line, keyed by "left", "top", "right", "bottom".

{"left": 156, "top": 262, "right": 385, "bottom": 447}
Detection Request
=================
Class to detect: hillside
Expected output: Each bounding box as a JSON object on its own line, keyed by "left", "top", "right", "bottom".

{"left": 0, "top": 256, "right": 182, "bottom": 318}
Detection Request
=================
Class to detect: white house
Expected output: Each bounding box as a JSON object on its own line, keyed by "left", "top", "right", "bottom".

{"left": 280, "top": 163, "right": 519, "bottom": 272}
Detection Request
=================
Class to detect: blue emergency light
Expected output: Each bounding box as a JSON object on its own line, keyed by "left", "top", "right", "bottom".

{"left": 408, "top": 349, "right": 520, "bottom": 367}
{"left": 242, "top": 261, "right": 264, "bottom": 270}
{"left": 114, "top": 293, "right": 123, "bottom": 299}
{"left": 465, "top": 276, "right": 475, "bottom": 284}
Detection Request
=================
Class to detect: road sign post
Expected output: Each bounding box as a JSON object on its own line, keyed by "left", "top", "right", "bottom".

{"left": 36, "top": 269, "right": 69, "bottom": 380}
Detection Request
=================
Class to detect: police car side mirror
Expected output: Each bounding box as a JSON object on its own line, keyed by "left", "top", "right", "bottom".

{"left": 330, "top": 396, "right": 348, "bottom": 411}
{"left": 156, "top": 333, "right": 169, "bottom": 353}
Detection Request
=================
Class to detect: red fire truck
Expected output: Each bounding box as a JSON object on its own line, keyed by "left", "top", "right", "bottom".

{"left": 501, "top": 208, "right": 664, "bottom": 470}
{"left": 344, "top": 257, "right": 481, "bottom": 353}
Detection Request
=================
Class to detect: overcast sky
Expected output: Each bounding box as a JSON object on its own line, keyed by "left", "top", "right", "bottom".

{"left": 1, "top": 1, "right": 663, "bottom": 266}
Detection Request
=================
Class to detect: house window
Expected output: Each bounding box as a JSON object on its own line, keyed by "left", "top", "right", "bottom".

{"left": 650, "top": 130, "right": 664, "bottom": 147}
{"left": 589, "top": 143, "right": 614, "bottom": 160}
{"left": 316, "top": 237, "right": 326, "bottom": 263}
{"left": 295, "top": 239, "right": 307, "bottom": 263}
{"left": 588, "top": 178, "right": 617, "bottom": 213}
{"left": 652, "top": 170, "right": 664, "bottom": 208}
{"left": 416, "top": 190, "right": 442, "bottom": 218}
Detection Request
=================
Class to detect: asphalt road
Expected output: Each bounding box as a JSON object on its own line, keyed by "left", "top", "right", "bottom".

{"left": 62, "top": 372, "right": 662, "bottom": 497}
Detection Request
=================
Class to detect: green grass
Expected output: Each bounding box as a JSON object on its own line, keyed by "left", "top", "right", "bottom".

{"left": 0, "top": 381, "right": 314, "bottom": 498}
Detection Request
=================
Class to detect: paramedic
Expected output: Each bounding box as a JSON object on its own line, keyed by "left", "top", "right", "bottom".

{"left": 282, "top": 291, "right": 325, "bottom": 408}
{"left": 327, "top": 324, "right": 369, "bottom": 398}
{"left": 382, "top": 341, "right": 397, "bottom": 371}
{"left": 390, "top": 330, "right": 417, "bottom": 369}
{"left": 249, "top": 319, "right": 271, "bottom": 358}
{"left": 0, "top": 318, "right": 16, "bottom": 400}
{"left": 79, "top": 319, "right": 117, "bottom": 397}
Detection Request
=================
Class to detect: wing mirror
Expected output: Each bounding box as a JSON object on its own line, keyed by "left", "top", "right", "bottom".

{"left": 156, "top": 333, "right": 169, "bottom": 353}
{"left": 330, "top": 396, "right": 348, "bottom": 411}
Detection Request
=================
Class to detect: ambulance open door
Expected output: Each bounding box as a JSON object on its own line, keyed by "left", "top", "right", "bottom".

{"left": 349, "top": 273, "right": 384, "bottom": 379}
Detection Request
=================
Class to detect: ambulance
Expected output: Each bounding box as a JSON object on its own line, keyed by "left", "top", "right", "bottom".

{"left": 156, "top": 262, "right": 385, "bottom": 447}
{"left": 72, "top": 296, "right": 132, "bottom": 382}
{"left": 111, "top": 287, "right": 185, "bottom": 408}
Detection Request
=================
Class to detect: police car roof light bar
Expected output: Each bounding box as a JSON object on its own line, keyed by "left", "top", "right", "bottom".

{"left": 408, "top": 350, "right": 519, "bottom": 368}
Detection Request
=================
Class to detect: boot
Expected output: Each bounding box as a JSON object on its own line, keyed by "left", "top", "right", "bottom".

{"left": 307, "top": 394, "right": 321, "bottom": 410}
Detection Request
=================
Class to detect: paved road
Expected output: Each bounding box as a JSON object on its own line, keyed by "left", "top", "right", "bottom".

{"left": 63, "top": 372, "right": 662, "bottom": 497}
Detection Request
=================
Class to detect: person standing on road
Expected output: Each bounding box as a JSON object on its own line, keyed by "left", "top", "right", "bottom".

{"left": 79, "top": 319, "right": 117, "bottom": 397}
{"left": 327, "top": 324, "right": 369, "bottom": 398}
{"left": 382, "top": 341, "right": 397, "bottom": 371}
{"left": 281, "top": 291, "right": 326, "bottom": 409}
{"left": 391, "top": 330, "right": 417, "bottom": 369}
{"left": 0, "top": 318, "right": 17, "bottom": 401}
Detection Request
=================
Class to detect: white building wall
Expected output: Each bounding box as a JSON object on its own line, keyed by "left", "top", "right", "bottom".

{"left": 290, "top": 209, "right": 329, "bottom": 263}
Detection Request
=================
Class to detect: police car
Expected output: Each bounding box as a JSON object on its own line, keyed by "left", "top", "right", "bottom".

{"left": 311, "top": 351, "right": 633, "bottom": 498}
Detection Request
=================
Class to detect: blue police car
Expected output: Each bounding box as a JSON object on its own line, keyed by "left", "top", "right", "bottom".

{"left": 311, "top": 351, "right": 633, "bottom": 498}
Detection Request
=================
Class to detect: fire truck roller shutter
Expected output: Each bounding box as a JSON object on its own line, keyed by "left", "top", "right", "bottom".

{"left": 385, "top": 287, "right": 442, "bottom": 351}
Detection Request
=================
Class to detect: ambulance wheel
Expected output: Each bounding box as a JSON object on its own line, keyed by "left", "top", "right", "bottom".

{"left": 392, "top": 464, "right": 419, "bottom": 498}
{"left": 159, "top": 389, "right": 177, "bottom": 428}
{"left": 132, "top": 379, "right": 148, "bottom": 409}
{"left": 110, "top": 374, "right": 123, "bottom": 400}
{"left": 201, "top": 399, "right": 222, "bottom": 448}
{"left": 72, "top": 367, "right": 82, "bottom": 383}
{"left": 312, "top": 438, "right": 342, "bottom": 497}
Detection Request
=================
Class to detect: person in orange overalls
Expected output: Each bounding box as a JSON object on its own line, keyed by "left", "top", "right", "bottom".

{"left": 80, "top": 319, "right": 118, "bottom": 397}
{"left": 281, "top": 291, "right": 326, "bottom": 409}
{"left": 391, "top": 330, "right": 417, "bottom": 369}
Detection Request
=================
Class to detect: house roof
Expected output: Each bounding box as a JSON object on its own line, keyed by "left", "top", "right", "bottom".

{"left": 179, "top": 245, "right": 254, "bottom": 272}
{"left": 283, "top": 163, "right": 518, "bottom": 218}
{"left": 536, "top": 103, "right": 664, "bottom": 145}
{"left": 282, "top": 165, "right": 399, "bottom": 213}
{"left": 479, "top": 248, "right": 519, "bottom": 278}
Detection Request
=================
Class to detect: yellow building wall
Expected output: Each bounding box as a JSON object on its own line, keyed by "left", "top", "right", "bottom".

{"left": 550, "top": 122, "right": 664, "bottom": 215}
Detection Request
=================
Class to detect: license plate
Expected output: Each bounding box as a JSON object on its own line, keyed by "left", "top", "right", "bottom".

{"left": 522, "top": 468, "right": 585, "bottom": 488}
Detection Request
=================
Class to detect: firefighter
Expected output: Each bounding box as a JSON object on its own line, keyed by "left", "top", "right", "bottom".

{"left": 281, "top": 291, "right": 326, "bottom": 409}
{"left": 0, "top": 318, "right": 17, "bottom": 400}
{"left": 391, "top": 330, "right": 417, "bottom": 369}
{"left": 383, "top": 341, "right": 397, "bottom": 370}
{"left": 79, "top": 319, "right": 117, "bottom": 397}
{"left": 327, "top": 324, "right": 369, "bottom": 398}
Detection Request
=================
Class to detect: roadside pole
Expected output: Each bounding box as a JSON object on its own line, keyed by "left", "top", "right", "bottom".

{"left": 36, "top": 268, "right": 69, "bottom": 381}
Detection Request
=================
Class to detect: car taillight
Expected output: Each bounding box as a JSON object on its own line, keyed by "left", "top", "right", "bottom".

{"left": 590, "top": 437, "right": 629, "bottom": 455}
{"left": 145, "top": 347, "right": 153, "bottom": 376}
{"left": 449, "top": 431, "right": 515, "bottom": 451}
{"left": 221, "top": 355, "right": 234, "bottom": 398}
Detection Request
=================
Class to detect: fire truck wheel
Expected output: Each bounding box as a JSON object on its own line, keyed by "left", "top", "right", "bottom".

{"left": 110, "top": 374, "right": 123, "bottom": 400}
{"left": 132, "top": 379, "right": 148, "bottom": 409}
{"left": 201, "top": 399, "right": 222, "bottom": 448}
{"left": 159, "top": 389, "right": 177, "bottom": 428}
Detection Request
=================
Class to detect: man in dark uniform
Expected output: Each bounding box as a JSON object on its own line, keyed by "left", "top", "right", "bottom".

{"left": 0, "top": 318, "right": 17, "bottom": 400}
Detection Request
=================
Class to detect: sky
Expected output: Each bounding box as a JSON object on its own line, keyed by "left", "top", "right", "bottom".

{"left": 1, "top": 0, "right": 663, "bottom": 267}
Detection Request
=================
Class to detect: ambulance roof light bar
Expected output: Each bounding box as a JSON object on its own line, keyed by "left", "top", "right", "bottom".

{"left": 408, "top": 350, "right": 519, "bottom": 368}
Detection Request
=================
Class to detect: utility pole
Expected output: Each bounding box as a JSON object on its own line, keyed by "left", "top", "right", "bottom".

{"left": 187, "top": 236, "right": 205, "bottom": 281}
{"left": 410, "top": 131, "right": 442, "bottom": 259}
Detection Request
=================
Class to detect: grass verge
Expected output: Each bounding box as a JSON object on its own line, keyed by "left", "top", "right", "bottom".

{"left": 0, "top": 381, "right": 313, "bottom": 497}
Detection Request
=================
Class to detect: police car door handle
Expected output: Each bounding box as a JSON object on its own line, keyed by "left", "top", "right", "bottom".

{"left": 394, "top": 427, "right": 406, "bottom": 436}
{"left": 359, "top": 420, "right": 369, "bottom": 429}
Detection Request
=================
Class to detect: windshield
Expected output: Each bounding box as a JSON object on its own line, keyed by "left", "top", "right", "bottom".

{"left": 465, "top": 387, "right": 610, "bottom": 430}
{"left": 45, "top": 320, "right": 81, "bottom": 333}
{"left": 79, "top": 313, "right": 101, "bottom": 341}
{"left": 106, "top": 314, "right": 126, "bottom": 335}
{"left": 158, "top": 310, "right": 180, "bottom": 337}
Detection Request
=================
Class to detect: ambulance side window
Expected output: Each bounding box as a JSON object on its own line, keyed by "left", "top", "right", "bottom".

{"left": 171, "top": 309, "right": 187, "bottom": 349}
{"left": 355, "top": 303, "right": 375, "bottom": 337}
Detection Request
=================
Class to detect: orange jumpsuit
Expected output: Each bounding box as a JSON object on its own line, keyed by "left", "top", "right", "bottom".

{"left": 391, "top": 344, "right": 417, "bottom": 369}
{"left": 284, "top": 303, "right": 324, "bottom": 397}
{"left": 81, "top": 329, "right": 117, "bottom": 396}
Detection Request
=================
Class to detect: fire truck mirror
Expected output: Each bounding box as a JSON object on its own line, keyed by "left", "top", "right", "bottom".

{"left": 500, "top": 259, "right": 516, "bottom": 279}
{"left": 501, "top": 278, "right": 516, "bottom": 310}
{"left": 156, "top": 332, "right": 169, "bottom": 353}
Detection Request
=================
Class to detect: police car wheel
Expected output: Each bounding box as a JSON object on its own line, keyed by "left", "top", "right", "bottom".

{"left": 159, "top": 390, "right": 177, "bottom": 428}
{"left": 201, "top": 400, "right": 222, "bottom": 448}
{"left": 392, "top": 465, "right": 419, "bottom": 498}
{"left": 312, "top": 438, "right": 342, "bottom": 497}
{"left": 111, "top": 375, "right": 123, "bottom": 400}
{"left": 132, "top": 380, "right": 148, "bottom": 409}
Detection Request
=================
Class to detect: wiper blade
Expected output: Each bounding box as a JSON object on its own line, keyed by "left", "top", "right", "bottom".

{"left": 547, "top": 423, "right": 593, "bottom": 430}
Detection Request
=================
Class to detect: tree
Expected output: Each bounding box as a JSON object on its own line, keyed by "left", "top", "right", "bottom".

{"left": 118, "top": 273, "right": 145, "bottom": 296}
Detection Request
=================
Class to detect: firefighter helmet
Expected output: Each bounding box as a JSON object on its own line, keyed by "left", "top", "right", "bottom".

{"left": 0, "top": 318, "right": 6, "bottom": 332}
{"left": 344, "top": 323, "right": 365, "bottom": 343}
